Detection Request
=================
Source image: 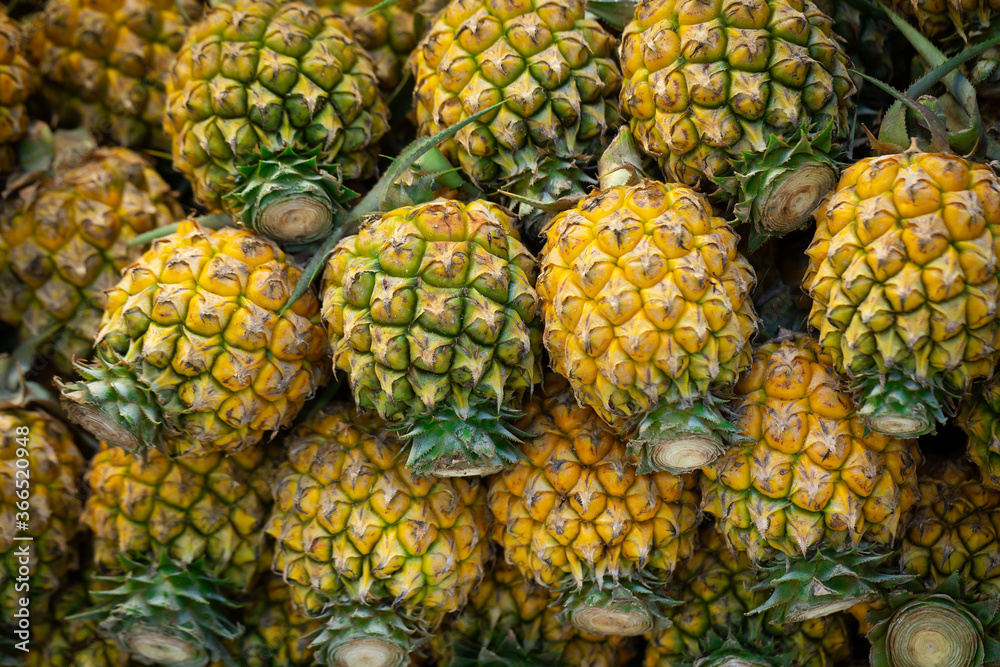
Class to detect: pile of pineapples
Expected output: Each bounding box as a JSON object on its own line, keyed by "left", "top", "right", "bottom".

{"left": 3, "top": 0, "right": 1000, "bottom": 666}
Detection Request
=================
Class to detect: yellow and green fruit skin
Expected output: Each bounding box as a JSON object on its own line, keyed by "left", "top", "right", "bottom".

{"left": 538, "top": 181, "right": 756, "bottom": 426}
{"left": 487, "top": 374, "right": 700, "bottom": 588}
{"left": 27, "top": 0, "right": 202, "bottom": 149}
{"left": 646, "top": 528, "right": 852, "bottom": 667}
{"left": 0, "top": 14, "right": 34, "bottom": 172}
{"left": 321, "top": 199, "right": 542, "bottom": 423}
{"left": 619, "top": 0, "right": 853, "bottom": 187}
{"left": 0, "top": 409, "right": 83, "bottom": 618}
{"left": 702, "top": 335, "right": 921, "bottom": 560}
{"left": 266, "top": 403, "right": 490, "bottom": 618}
{"left": 0, "top": 147, "right": 183, "bottom": 374}
{"left": 164, "top": 0, "right": 389, "bottom": 218}
{"left": 411, "top": 0, "right": 622, "bottom": 187}
{"left": 90, "top": 219, "right": 330, "bottom": 457}
{"left": 804, "top": 152, "right": 1000, "bottom": 416}
{"left": 83, "top": 442, "right": 274, "bottom": 592}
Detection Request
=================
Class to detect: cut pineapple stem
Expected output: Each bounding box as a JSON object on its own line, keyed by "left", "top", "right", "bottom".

{"left": 885, "top": 601, "right": 978, "bottom": 667}
{"left": 855, "top": 369, "right": 948, "bottom": 437}
{"left": 569, "top": 599, "right": 653, "bottom": 637}
{"left": 758, "top": 162, "right": 838, "bottom": 235}
{"left": 330, "top": 638, "right": 406, "bottom": 667}
{"left": 253, "top": 192, "right": 334, "bottom": 243}
{"left": 865, "top": 412, "right": 933, "bottom": 438}
{"left": 122, "top": 627, "right": 203, "bottom": 665}
{"left": 647, "top": 433, "right": 725, "bottom": 472}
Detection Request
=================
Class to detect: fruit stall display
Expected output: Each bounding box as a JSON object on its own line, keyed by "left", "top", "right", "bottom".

{"left": 3, "top": 0, "right": 1000, "bottom": 666}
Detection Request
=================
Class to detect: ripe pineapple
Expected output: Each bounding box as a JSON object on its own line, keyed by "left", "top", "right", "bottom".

{"left": 0, "top": 405, "right": 83, "bottom": 618}
{"left": 81, "top": 442, "right": 274, "bottom": 666}
{"left": 537, "top": 181, "right": 757, "bottom": 472}
{"left": 0, "top": 139, "right": 183, "bottom": 374}
{"left": 411, "top": 0, "right": 623, "bottom": 216}
{"left": 266, "top": 403, "right": 490, "bottom": 665}
{"left": 58, "top": 219, "right": 330, "bottom": 458}
{"left": 314, "top": 0, "right": 425, "bottom": 92}
{"left": 804, "top": 149, "right": 1000, "bottom": 437}
{"left": 646, "top": 527, "right": 852, "bottom": 666}
{"left": 210, "top": 574, "right": 321, "bottom": 667}
{"left": 959, "top": 376, "right": 1000, "bottom": 489}
{"left": 321, "top": 199, "right": 542, "bottom": 476}
{"left": 619, "top": 0, "right": 855, "bottom": 237}
{"left": 0, "top": 14, "right": 34, "bottom": 172}
{"left": 898, "top": 458, "right": 1000, "bottom": 597}
{"left": 702, "top": 334, "right": 921, "bottom": 619}
{"left": 26, "top": 0, "right": 202, "bottom": 149}
{"left": 487, "top": 374, "right": 700, "bottom": 637}
{"left": 165, "top": 0, "right": 390, "bottom": 244}
{"left": 23, "top": 579, "right": 130, "bottom": 667}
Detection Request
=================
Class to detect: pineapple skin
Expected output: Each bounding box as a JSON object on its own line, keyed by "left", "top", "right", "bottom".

{"left": 410, "top": 0, "right": 622, "bottom": 186}
{"left": 266, "top": 403, "right": 490, "bottom": 618}
{"left": 321, "top": 199, "right": 542, "bottom": 424}
{"left": 164, "top": 0, "right": 389, "bottom": 217}
{"left": 84, "top": 219, "right": 330, "bottom": 457}
{"left": 0, "top": 409, "right": 84, "bottom": 618}
{"left": 26, "top": 0, "right": 203, "bottom": 149}
{"left": 0, "top": 14, "right": 34, "bottom": 171}
{"left": 83, "top": 442, "right": 274, "bottom": 592}
{"left": 804, "top": 152, "right": 1000, "bottom": 427}
{"left": 538, "top": 181, "right": 757, "bottom": 425}
{"left": 0, "top": 147, "right": 183, "bottom": 374}
{"left": 619, "top": 0, "right": 854, "bottom": 187}
{"left": 702, "top": 335, "right": 921, "bottom": 560}
{"left": 487, "top": 374, "right": 701, "bottom": 587}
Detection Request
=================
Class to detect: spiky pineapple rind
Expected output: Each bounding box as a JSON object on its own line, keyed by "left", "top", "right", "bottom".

{"left": 75, "top": 556, "right": 241, "bottom": 667}
{"left": 750, "top": 548, "right": 913, "bottom": 622}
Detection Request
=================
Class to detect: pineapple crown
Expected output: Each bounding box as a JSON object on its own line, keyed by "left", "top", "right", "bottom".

{"left": 750, "top": 547, "right": 913, "bottom": 624}
{"left": 867, "top": 573, "right": 1000, "bottom": 667}
{"left": 71, "top": 555, "right": 241, "bottom": 667}
{"left": 450, "top": 629, "right": 562, "bottom": 667}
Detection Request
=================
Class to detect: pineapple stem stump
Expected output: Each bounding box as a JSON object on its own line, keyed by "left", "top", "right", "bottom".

{"left": 757, "top": 162, "right": 838, "bottom": 236}
{"left": 330, "top": 638, "right": 406, "bottom": 667}
{"left": 122, "top": 627, "right": 204, "bottom": 666}
{"left": 252, "top": 192, "right": 334, "bottom": 244}
{"left": 647, "top": 432, "right": 724, "bottom": 472}
{"left": 569, "top": 598, "right": 653, "bottom": 637}
{"left": 885, "top": 601, "right": 978, "bottom": 667}
{"left": 855, "top": 369, "right": 948, "bottom": 438}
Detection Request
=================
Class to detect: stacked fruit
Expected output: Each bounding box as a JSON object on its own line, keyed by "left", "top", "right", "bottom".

{"left": 4, "top": 0, "right": 1000, "bottom": 665}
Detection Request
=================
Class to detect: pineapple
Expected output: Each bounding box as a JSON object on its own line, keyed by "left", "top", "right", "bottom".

{"left": 0, "top": 136, "right": 184, "bottom": 374}
{"left": 487, "top": 374, "right": 700, "bottom": 637}
{"left": 804, "top": 149, "right": 1000, "bottom": 437}
{"left": 266, "top": 403, "right": 490, "bottom": 665}
{"left": 26, "top": 0, "right": 202, "bottom": 149}
{"left": 165, "top": 0, "right": 390, "bottom": 244}
{"left": 210, "top": 574, "right": 321, "bottom": 667}
{"left": 702, "top": 334, "right": 922, "bottom": 620}
{"left": 646, "top": 527, "right": 852, "bottom": 666}
{"left": 898, "top": 458, "right": 1000, "bottom": 597}
{"left": 619, "top": 0, "right": 856, "bottom": 237}
{"left": 80, "top": 442, "right": 274, "bottom": 666}
{"left": 411, "top": 0, "right": 623, "bottom": 217}
{"left": 537, "top": 181, "right": 757, "bottom": 472}
{"left": 0, "top": 404, "right": 83, "bottom": 619}
{"left": 314, "top": 0, "right": 425, "bottom": 92}
{"left": 959, "top": 376, "right": 1000, "bottom": 489}
{"left": 433, "top": 560, "right": 628, "bottom": 666}
{"left": 321, "top": 199, "right": 542, "bottom": 476}
{"left": 58, "top": 219, "right": 330, "bottom": 459}
{"left": 23, "top": 578, "right": 130, "bottom": 667}
{"left": 0, "top": 14, "right": 34, "bottom": 172}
